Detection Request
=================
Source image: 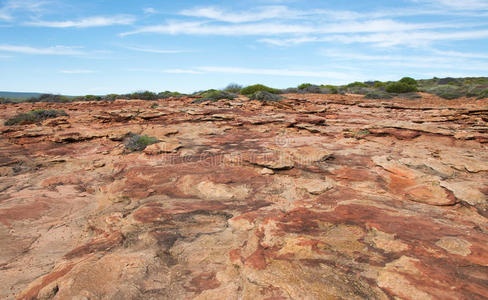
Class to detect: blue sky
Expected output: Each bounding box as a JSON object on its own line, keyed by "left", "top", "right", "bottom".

{"left": 0, "top": 0, "right": 487, "bottom": 95}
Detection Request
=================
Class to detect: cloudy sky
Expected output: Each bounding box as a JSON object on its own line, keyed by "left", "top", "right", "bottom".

{"left": 0, "top": 0, "right": 487, "bottom": 94}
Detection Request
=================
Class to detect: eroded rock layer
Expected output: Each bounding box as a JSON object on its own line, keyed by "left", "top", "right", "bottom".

{"left": 1, "top": 93, "right": 487, "bottom": 299}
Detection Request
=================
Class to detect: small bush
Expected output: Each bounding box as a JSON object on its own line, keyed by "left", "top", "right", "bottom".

{"left": 477, "top": 89, "right": 488, "bottom": 99}
{"left": 424, "top": 85, "right": 464, "bottom": 99}
{"left": 364, "top": 91, "right": 393, "bottom": 99}
{"left": 224, "top": 83, "right": 243, "bottom": 93}
{"left": 158, "top": 91, "right": 183, "bottom": 99}
{"left": 398, "top": 92, "right": 422, "bottom": 100}
{"left": 192, "top": 90, "right": 236, "bottom": 103}
{"left": 0, "top": 97, "right": 13, "bottom": 104}
{"left": 240, "top": 84, "right": 278, "bottom": 95}
{"left": 249, "top": 91, "right": 282, "bottom": 102}
{"left": 124, "top": 133, "right": 159, "bottom": 152}
{"left": 346, "top": 81, "right": 368, "bottom": 88}
{"left": 5, "top": 109, "right": 68, "bottom": 126}
{"left": 129, "top": 91, "right": 158, "bottom": 100}
{"left": 27, "top": 94, "right": 71, "bottom": 103}
{"left": 385, "top": 82, "right": 417, "bottom": 93}
{"left": 399, "top": 77, "right": 417, "bottom": 86}
{"left": 298, "top": 83, "right": 313, "bottom": 90}
{"left": 374, "top": 81, "right": 386, "bottom": 89}
{"left": 320, "top": 85, "right": 339, "bottom": 94}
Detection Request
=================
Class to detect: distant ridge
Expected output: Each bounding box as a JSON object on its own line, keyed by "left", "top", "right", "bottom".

{"left": 0, "top": 91, "right": 44, "bottom": 99}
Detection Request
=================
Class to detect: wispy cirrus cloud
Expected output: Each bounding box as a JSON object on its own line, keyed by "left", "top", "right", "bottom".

{"left": 143, "top": 8, "right": 157, "bottom": 14}
{"left": 412, "top": 0, "right": 488, "bottom": 10}
{"left": 124, "top": 46, "right": 193, "bottom": 54}
{"left": 179, "top": 5, "right": 298, "bottom": 23}
{"left": 0, "top": 44, "right": 86, "bottom": 55}
{"left": 120, "top": 19, "right": 461, "bottom": 37}
{"left": 26, "top": 15, "right": 135, "bottom": 28}
{"left": 0, "top": 0, "right": 51, "bottom": 21}
{"left": 260, "top": 29, "right": 488, "bottom": 47}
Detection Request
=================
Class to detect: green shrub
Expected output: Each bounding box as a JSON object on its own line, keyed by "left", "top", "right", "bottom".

{"left": 320, "top": 85, "right": 339, "bottom": 94}
{"left": 385, "top": 82, "right": 417, "bottom": 93}
{"left": 129, "top": 91, "right": 158, "bottom": 100}
{"left": 423, "top": 85, "right": 464, "bottom": 99}
{"left": 240, "top": 84, "right": 278, "bottom": 95}
{"left": 27, "top": 94, "right": 71, "bottom": 103}
{"left": 298, "top": 83, "right": 313, "bottom": 90}
{"left": 157, "top": 91, "right": 183, "bottom": 99}
{"left": 477, "top": 89, "right": 488, "bottom": 99}
{"left": 5, "top": 109, "right": 68, "bottom": 126}
{"left": 399, "top": 77, "right": 417, "bottom": 86}
{"left": 364, "top": 91, "right": 393, "bottom": 99}
{"left": 249, "top": 91, "right": 282, "bottom": 102}
{"left": 374, "top": 81, "right": 386, "bottom": 88}
{"left": 124, "top": 133, "right": 159, "bottom": 152}
{"left": 192, "top": 90, "right": 236, "bottom": 103}
{"left": 346, "top": 81, "right": 368, "bottom": 88}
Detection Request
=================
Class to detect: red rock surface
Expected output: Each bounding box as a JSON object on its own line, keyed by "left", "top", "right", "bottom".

{"left": 0, "top": 94, "right": 487, "bottom": 299}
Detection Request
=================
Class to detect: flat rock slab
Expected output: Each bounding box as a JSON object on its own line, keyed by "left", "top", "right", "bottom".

{"left": 0, "top": 94, "right": 487, "bottom": 300}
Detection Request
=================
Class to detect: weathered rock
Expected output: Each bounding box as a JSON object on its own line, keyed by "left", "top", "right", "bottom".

{"left": 1, "top": 94, "right": 488, "bottom": 300}
{"left": 143, "top": 140, "right": 182, "bottom": 155}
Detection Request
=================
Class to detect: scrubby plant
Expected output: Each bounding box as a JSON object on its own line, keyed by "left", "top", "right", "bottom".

{"left": 249, "top": 91, "right": 282, "bottom": 102}
{"left": 373, "top": 81, "right": 387, "bottom": 89}
{"left": 320, "top": 85, "right": 339, "bottom": 94}
{"left": 298, "top": 83, "right": 313, "bottom": 90}
{"left": 423, "top": 85, "right": 464, "bottom": 99}
{"left": 124, "top": 133, "right": 159, "bottom": 152}
{"left": 399, "top": 77, "right": 417, "bottom": 86}
{"left": 346, "top": 81, "right": 368, "bottom": 88}
{"left": 129, "top": 91, "right": 158, "bottom": 100}
{"left": 477, "top": 89, "right": 488, "bottom": 99}
{"left": 5, "top": 109, "right": 68, "bottom": 126}
{"left": 385, "top": 82, "right": 417, "bottom": 93}
{"left": 27, "top": 94, "right": 71, "bottom": 103}
{"left": 192, "top": 89, "right": 236, "bottom": 103}
{"left": 364, "top": 91, "right": 393, "bottom": 99}
{"left": 240, "top": 84, "right": 278, "bottom": 95}
{"left": 223, "top": 83, "right": 243, "bottom": 93}
{"left": 158, "top": 91, "right": 183, "bottom": 99}
{"left": 0, "top": 97, "right": 13, "bottom": 104}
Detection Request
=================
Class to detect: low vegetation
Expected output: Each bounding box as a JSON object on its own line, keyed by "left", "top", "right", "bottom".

{"left": 124, "top": 133, "right": 159, "bottom": 152}
{"left": 249, "top": 91, "right": 282, "bottom": 102}
{"left": 385, "top": 82, "right": 418, "bottom": 93}
{"left": 240, "top": 84, "right": 279, "bottom": 95}
{"left": 192, "top": 89, "right": 237, "bottom": 103}
{"left": 5, "top": 109, "right": 68, "bottom": 126}
{"left": 1, "top": 77, "right": 487, "bottom": 104}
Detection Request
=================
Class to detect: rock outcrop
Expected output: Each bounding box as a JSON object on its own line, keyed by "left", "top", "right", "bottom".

{"left": 0, "top": 95, "right": 487, "bottom": 299}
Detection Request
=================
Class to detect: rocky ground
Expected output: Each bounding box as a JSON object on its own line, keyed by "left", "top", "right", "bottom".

{"left": 0, "top": 93, "right": 487, "bottom": 300}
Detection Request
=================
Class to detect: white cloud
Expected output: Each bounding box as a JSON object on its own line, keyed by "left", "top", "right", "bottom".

{"left": 0, "top": 0, "right": 51, "bottom": 22}
{"left": 124, "top": 46, "right": 192, "bottom": 54}
{"left": 0, "top": 44, "right": 85, "bottom": 55}
{"left": 60, "top": 69, "right": 95, "bottom": 74}
{"left": 179, "top": 5, "right": 297, "bottom": 23}
{"left": 26, "top": 15, "right": 135, "bottom": 28}
{"left": 120, "top": 19, "right": 459, "bottom": 37}
{"left": 260, "top": 29, "right": 488, "bottom": 47}
{"left": 413, "top": 0, "right": 488, "bottom": 10}
{"left": 430, "top": 49, "right": 488, "bottom": 59}
{"left": 143, "top": 8, "right": 157, "bottom": 14}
